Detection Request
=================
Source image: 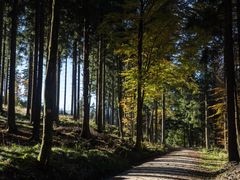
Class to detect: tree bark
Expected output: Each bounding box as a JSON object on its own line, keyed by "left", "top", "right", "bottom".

{"left": 117, "top": 58, "right": 124, "bottom": 138}
{"left": 102, "top": 48, "right": 106, "bottom": 130}
{"left": 0, "top": 0, "right": 4, "bottom": 112}
{"left": 64, "top": 57, "right": 67, "bottom": 115}
{"left": 97, "top": 38, "right": 103, "bottom": 133}
{"left": 4, "top": 55, "right": 9, "bottom": 105}
{"left": 154, "top": 101, "right": 158, "bottom": 143}
{"left": 26, "top": 44, "right": 33, "bottom": 117}
{"left": 203, "top": 49, "right": 209, "bottom": 149}
{"left": 80, "top": 13, "right": 91, "bottom": 138}
{"left": 111, "top": 73, "right": 115, "bottom": 125}
{"left": 161, "top": 92, "right": 166, "bottom": 145}
{"left": 56, "top": 51, "right": 61, "bottom": 121}
{"left": 224, "top": 0, "right": 240, "bottom": 162}
{"left": 7, "top": 0, "right": 18, "bottom": 133}
{"left": 135, "top": 0, "right": 144, "bottom": 150}
{"left": 150, "top": 108, "right": 154, "bottom": 142}
{"left": 77, "top": 49, "right": 81, "bottom": 119}
{"left": 38, "top": 0, "right": 60, "bottom": 166}
{"left": 30, "top": 0, "right": 40, "bottom": 125}
{"left": 72, "top": 40, "right": 77, "bottom": 119}
{"left": 0, "top": 22, "right": 6, "bottom": 112}
{"left": 33, "top": 0, "right": 45, "bottom": 141}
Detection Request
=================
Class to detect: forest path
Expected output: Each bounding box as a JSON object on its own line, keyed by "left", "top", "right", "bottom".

{"left": 112, "top": 149, "right": 217, "bottom": 180}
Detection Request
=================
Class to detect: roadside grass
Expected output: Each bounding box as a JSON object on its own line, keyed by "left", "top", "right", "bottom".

{"left": 200, "top": 148, "right": 227, "bottom": 172}
{"left": 0, "top": 141, "right": 167, "bottom": 179}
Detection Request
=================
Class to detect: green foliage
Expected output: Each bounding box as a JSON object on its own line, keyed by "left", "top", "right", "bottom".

{"left": 166, "top": 129, "right": 184, "bottom": 147}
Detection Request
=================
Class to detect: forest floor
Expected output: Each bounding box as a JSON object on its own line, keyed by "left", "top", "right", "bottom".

{"left": 0, "top": 107, "right": 170, "bottom": 180}
{"left": 0, "top": 107, "right": 229, "bottom": 180}
{"left": 113, "top": 149, "right": 228, "bottom": 180}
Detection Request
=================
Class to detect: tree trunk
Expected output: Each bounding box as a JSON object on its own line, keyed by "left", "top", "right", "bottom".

{"left": 154, "top": 101, "right": 158, "bottom": 143}
{"left": 117, "top": 58, "right": 123, "bottom": 138}
{"left": 26, "top": 44, "right": 33, "bottom": 117}
{"left": 33, "top": 0, "right": 44, "bottom": 141}
{"left": 97, "top": 38, "right": 103, "bottom": 133}
{"left": 77, "top": 50, "right": 81, "bottom": 119}
{"left": 161, "top": 92, "right": 166, "bottom": 145}
{"left": 135, "top": 0, "right": 144, "bottom": 150}
{"left": 7, "top": 0, "right": 18, "bottom": 133}
{"left": 80, "top": 14, "right": 91, "bottom": 138}
{"left": 102, "top": 48, "right": 106, "bottom": 130}
{"left": 204, "top": 59, "right": 209, "bottom": 149}
{"left": 4, "top": 55, "right": 9, "bottom": 105}
{"left": 64, "top": 57, "right": 67, "bottom": 115}
{"left": 95, "top": 64, "right": 99, "bottom": 125}
{"left": 111, "top": 73, "right": 115, "bottom": 125}
{"left": 224, "top": 112, "right": 227, "bottom": 151}
{"left": 4, "top": 58, "right": 10, "bottom": 105}
{"left": 0, "top": 22, "right": 6, "bottom": 112}
{"left": 38, "top": 0, "right": 60, "bottom": 166}
{"left": 150, "top": 108, "right": 154, "bottom": 142}
{"left": 224, "top": 0, "right": 240, "bottom": 162}
{"left": 235, "top": 0, "right": 240, "bottom": 158}
{"left": 30, "top": 0, "right": 40, "bottom": 126}
{"left": 56, "top": 51, "right": 61, "bottom": 121}
{"left": 0, "top": 0, "right": 4, "bottom": 112}
{"left": 72, "top": 40, "right": 77, "bottom": 119}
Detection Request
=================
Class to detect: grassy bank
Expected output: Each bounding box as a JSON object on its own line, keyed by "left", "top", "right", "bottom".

{"left": 0, "top": 112, "right": 168, "bottom": 180}
{"left": 200, "top": 148, "right": 227, "bottom": 172}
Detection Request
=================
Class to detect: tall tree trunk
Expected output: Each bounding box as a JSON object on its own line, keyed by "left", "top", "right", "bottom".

{"left": 0, "top": 22, "right": 6, "bottom": 112}
{"left": 102, "top": 49, "right": 106, "bottom": 130}
{"left": 95, "top": 65, "right": 99, "bottom": 125}
{"left": 97, "top": 38, "right": 103, "bottom": 133}
{"left": 0, "top": 0, "right": 4, "bottom": 112}
{"left": 56, "top": 51, "right": 61, "bottom": 121}
{"left": 26, "top": 44, "right": 33, "bottom": 117}
{"left": 72, "top": 40, "right": 77, "bottom": 119}
{"left": 4, "top": 55, "right": 9, "bottom": 105}
{"left": 224, "top": 112, "right": 227, "bottom": 151}
{"left": 30, "top": 0, "right": 40, "bottom": 125}
{"left": 135, "top": 0, "right": 144, "bottom": 150}
{"left": 224, "top": 0, "right": 240, "bottom": 162}
{"left": 117, "top": 58, "right": 123, "bottom": 138}
{"left": 188, "top": 124, "right": 193, "bottom": 147}
{"left": 107, "top": 91, "right": 110, "bottom": 124}
{"left": 77, "top": 51, "right": 81, "bottom": 119}
{"left": 161, "top": 92, "right": 166, "bottom": 145}
{"left": 111, "top": 73, "right": 115, "bottom": 125}
{"left": 235, "top": 0, "right": 240, "bottom": 157}
{"left": 33, "top": 0, "right": 45, "bottom": 141}
{"left": 154, "top": 101, "right": 158, "bottom": 143}
{"left": 71, "top": 56, "right": 74, "bottom": 115}
{"left": 7, "top": 0, "right": 18, "bottom": 133}
{"left": 80, "top": 14, "right": 91, "bottom": 138}
{"left": 204, "top": 55, "right": 209, "bottom": 149}
{"left": 38, "top": 0, "right": 60, "bottom": 166}
{"left": 64, "top": 57, "right": 67, "bottom": 115}
{"left": 150, "top": 108, "right": 154, "bottom": 142}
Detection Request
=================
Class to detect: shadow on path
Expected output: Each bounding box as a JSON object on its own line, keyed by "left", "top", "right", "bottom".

{"left": 111, "top": 149, "right": 221, "bottom": 180}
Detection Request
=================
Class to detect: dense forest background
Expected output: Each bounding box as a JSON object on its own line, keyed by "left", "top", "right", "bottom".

{"left": 0, "top": 0, "right": 239, "bottom": 179}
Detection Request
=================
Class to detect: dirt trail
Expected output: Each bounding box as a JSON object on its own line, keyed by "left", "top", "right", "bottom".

{"left": 112, "top": 149, "right": 215, "bottom": 180}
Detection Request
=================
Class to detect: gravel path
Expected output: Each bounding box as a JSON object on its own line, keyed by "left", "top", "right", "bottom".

{"left": 112, "top": 149, "right": 215, "bottom": 180}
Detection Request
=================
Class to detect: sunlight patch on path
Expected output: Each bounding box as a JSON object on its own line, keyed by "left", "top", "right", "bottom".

{"left": 112, "top": 149, "right": 213, "bottom": 180}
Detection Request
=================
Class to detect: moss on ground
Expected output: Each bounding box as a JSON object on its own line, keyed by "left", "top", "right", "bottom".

{"left": 200, "top": 148, "right": 227, "bottom": 172}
